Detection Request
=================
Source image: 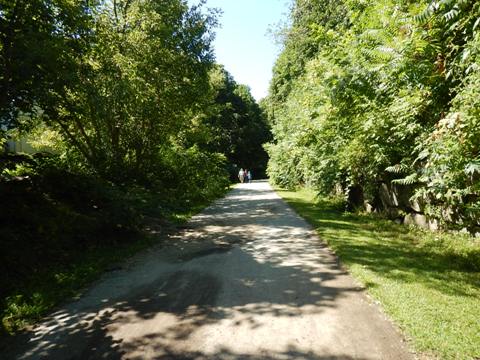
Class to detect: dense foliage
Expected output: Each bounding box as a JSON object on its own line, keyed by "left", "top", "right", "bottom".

{"left": 0, "top": 0, "right": 95, "bottom": 131}
{"left": 1, "top": 0, "right": 269, "bottom": 188}
{"left": 2, "top": 0, "right": 216, "bottom": 183}
{"left": 266, "top": 0, "right": 480, "bottom": 230}
{"left": 197, "top": 65, "right": 270, "bottom": 179}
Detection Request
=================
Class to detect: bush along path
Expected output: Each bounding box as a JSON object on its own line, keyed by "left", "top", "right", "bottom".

{"left": 6, "top": 181, "right": 412, "bottom": 360}
{"left": 0, "top": 154, "right": 229, "bottom": 341}
{"left": 265, "top": 0, "right": 480, "bottom": 233}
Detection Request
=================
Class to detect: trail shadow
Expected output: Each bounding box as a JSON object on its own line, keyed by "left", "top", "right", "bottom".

{"left": 7, "top": 181, "right": 398, "bottom": 360}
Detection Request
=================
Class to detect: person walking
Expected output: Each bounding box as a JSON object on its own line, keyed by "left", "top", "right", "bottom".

{"left": 238, "top": 168, "right": 245, "bottom": 183}
{"left": 247, "top": 170, "right": 252, "bottom": 183}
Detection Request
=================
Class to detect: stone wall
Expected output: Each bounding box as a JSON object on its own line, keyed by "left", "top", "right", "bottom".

{"left": 363, "top": 182, "right": 439, "bottom": 231}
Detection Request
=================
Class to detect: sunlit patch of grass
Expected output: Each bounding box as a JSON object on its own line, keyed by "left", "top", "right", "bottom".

{"left": 277, "top": 187, "right": 480, "bottom": 360}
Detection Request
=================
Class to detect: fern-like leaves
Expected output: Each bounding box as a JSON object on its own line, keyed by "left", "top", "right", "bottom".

{"left": 392, "top": 173, "right": 419, "bottom": 185}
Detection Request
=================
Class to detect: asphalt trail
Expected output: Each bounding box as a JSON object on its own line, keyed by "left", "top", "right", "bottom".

{"left": 9, "top": 180, "right": 413, "bottom": 360}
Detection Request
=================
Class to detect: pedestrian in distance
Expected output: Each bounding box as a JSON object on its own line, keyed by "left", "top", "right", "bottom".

{"left": 247, "top": 170, "right": 252, "bottom": 183}
{"left": 238, "top": 168, "right": 245, "bottom": 183}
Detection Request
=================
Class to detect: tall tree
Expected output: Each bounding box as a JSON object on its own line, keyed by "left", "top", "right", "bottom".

{"left": 198, "top": 65, "right": 271, "bottom": 177}
{"left": 266, "top": 0, "right": 480, "bottom": 228}
{"left": 43, "top": 0, "right": 216, "bottom": 181}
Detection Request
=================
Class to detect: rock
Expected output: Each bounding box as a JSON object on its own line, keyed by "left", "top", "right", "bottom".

{"left": 384, "top": 207, "right": 400, "bottom": 219}
{"left": 409, "top": 198, "right": 423, "bottom": 213}
{"left": 364, "top": 201, "right": 375, "bottom": 213}
{"left": 428, "top": 219, "right": 439, "bottom": 231}
{"left": 460, "top": 227, "right": 469, "bottom": 234}
{"left": 392, "top": 184, "right": 413, "bottom": 208}
{"left": 404, "top": 214, "right": 414, "bottom": 226}
{"left": 379, "top": 183, "right": 396, "bottom": 208}
{"left": 404, "top": 213, "right": 428, "bottom": 229}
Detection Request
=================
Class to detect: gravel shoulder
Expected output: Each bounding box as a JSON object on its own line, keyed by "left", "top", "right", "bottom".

{"left": 9, "top": 180, "right": 413, "bottom": 360}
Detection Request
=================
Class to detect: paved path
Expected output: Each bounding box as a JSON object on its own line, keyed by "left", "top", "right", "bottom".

{"left": 10, "top": 181, "right": 413, "bottom": 360}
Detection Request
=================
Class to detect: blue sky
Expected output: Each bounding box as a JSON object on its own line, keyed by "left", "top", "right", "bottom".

{"left": 189, "top": 0, "right": 291, "bottom": 100}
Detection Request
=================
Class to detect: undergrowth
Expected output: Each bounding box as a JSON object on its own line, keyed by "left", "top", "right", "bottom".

{"left": 0, "top": 153, "right": 228, "bottom": 339}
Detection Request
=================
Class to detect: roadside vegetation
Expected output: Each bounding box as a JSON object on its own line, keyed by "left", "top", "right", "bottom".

{"left": 0, "top": 152, "right": 225, "bottom": 337}
{"left": 278, "top": 187, "right": 480, "bottom": 359}
{"left": 0, "top": 0, "right": 269, "bottom": 337}
{"left": 265, "top": 0, "right": 480, "bottom": 231}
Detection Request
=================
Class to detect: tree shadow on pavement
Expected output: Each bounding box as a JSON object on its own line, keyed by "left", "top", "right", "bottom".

{"left": 7, "top": 182, "right": 393, "bottom": 360}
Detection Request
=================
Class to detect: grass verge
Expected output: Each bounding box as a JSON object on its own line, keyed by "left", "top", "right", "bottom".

{"left": 276, "top": 187, "right": 480, "bottom": 360}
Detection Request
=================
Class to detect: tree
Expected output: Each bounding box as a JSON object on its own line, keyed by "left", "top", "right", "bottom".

{"left": 41, "top": 0, "right": 217, "bottom": 181}
{"left": 266, "top": 0, "right": 480, "bottom": 228}
{"left": 0, "top": 0, "right": 96, "bottom": 132}
{"left": 197, "top": 65, "right": 271, "bottom": 178}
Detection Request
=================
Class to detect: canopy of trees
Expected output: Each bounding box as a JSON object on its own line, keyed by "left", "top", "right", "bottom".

{"left": 1, "top": 0, "right": 270, "bottom": 190}
{"left": 198, "top": 65, "right": 270, "bottom": 178}
{"left": 266, "top": 0, "right": 480, "bottom": 230}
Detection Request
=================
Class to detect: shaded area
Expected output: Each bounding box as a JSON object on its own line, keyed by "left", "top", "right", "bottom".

{"left": 0, "top": 158, "right": 144, "bottom": 337}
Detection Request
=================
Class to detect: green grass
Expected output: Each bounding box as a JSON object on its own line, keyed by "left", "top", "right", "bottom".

{"left": 276, "top": 187, "right": 480, "bottom": 360}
